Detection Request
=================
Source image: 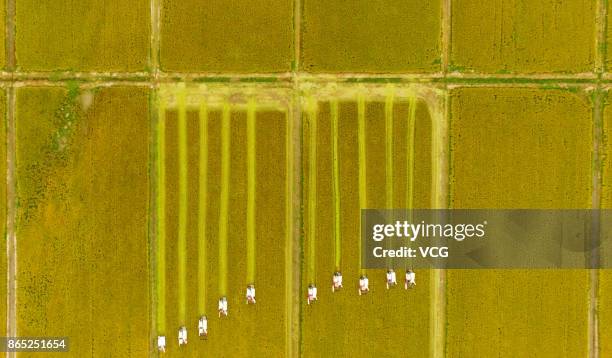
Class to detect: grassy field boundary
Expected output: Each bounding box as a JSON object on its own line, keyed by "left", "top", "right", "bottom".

{"left": 428, "top": 89, "right": 449, "bottom": 358}
{"left": 590, "top": 89, "right": 604, "bottom": 358}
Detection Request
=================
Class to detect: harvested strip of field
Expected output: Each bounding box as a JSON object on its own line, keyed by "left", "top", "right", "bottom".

{"left": 177, "top": 88, "right": 188, "bottom": 326}
{"left": 307, "top": 99, "right": 318, "bottom": 285}
{"left": 218, "top": 103, "right": 230, "bottom": 297}
{"left": 331, "top": 100, "right": 341, "bottom": 271}
{"left": 197, "top": 101, "right": 208, "bottom": 316}
{"left": 157, "top": 98, "right": 168, "bottom": 335}
{"left": 357, "top": 94, "right": 366, "bottom": 275}
{"left": 246, "top": 100, "right": 256, "bottom": 285}
{"left": 301, "top": 99, "right": 432, "bottom": 357}
{"left": 384, "top": 88, "right": 395, "bottom": 267}
{"left": 161, "top": 105, "right": 288, "bottom": 356}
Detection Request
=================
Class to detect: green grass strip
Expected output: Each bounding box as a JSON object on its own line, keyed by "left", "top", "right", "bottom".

{"left": 198, "top": 100, "right": 208, "bottom": 316}
{"left": 385, "top": 85, "right": 395, "bottom": 268}
{"left": 357, "top": 92, "right": 366, "bottom": 275}
{"left": 307, "top": 98, "right": 317, "bottom": 284}
{"left": 331, "top": 100, "right": 341, "bottom": 271}
{"left": 284, "top": 107, "right": 293, "bottom": 358}
{"left": 405, "top": 95, "right": 417, "bottom": 270}
{"left": 247, "top": 99, "right": 257, "bottom": 285}
{"left": 177, "top": 87, "right": 188, "bottom": 325}
{"left": 218, "top": 102, "right": 231, "bottom": 297}
{"left": 385, "top": 85, "right": 395, "bottom": 209}
{"left": 156, "top": 98, "right": 167, "bottom": 334}
{"left": 407, "top": 95, "right": 417, "bottom": 212}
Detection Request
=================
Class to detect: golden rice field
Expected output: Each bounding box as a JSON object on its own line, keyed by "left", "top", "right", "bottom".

{"left": 7, "top": 82, "right": 611, "bottom": 358}
{"left": 451, "top": 0, "right": 595, "bottom": 73}
{"left": 6, "top": 0, "right": 612, "bottom": 357}
{"left": 157, "top": 99, "right": 289, "bottom": 356}
{"left": 447, "top": 87, "right": 592, "bottom": 356}
{"left": 301, "top": 96, "right": 433, "bottom": 357}
{"left": 599, "top": 92, "right": 612, "bottom": 358}
{"left": 15, "top": 87, "right": 150, "bottom": 356}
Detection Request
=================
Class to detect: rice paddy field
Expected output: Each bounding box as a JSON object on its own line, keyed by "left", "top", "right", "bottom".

{"left": 301, "top": 94, "right": 433, "bottom": 357}
{"left": 599, "top": 93, "right": 612, "bottom": 358}
{"left": 15, "top": 87, "right": 150, "bottom": 356}
{"left": 301, "top": 0, "right": 441, "bottom": 73}
{"left": 451, "top": 0, "right": 596, "bottom": 73}
{"left": 16, "top": 0, "right": 149, "bottom": 71}
{"left": 447, "top": 88, "right": 592, "bottom": 357}
{"left": 4, "top": 0, "right": 612, "bottom": 357}
{"left": 160, "top": 0, "right": 293, "bottom": 72}
{"left": 156, "top": 88, "right": 290, "bottom": 356}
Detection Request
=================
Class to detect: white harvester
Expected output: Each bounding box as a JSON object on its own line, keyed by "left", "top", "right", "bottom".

{"left": 198, "top": 315, "right": 208, "bottom": 338}
{"left": 246, "top": 284, "right": 256, "bottom": 304}
{"left": 386, "top": 269, "right": 397, "bottom": 289}
{"left": 157, "top": 335, "right": 166, "bottom": 352}
{"left": 405, "top": 269, "right": 416, "bottom": 289}
{"left": 307, "top": 284, "right": 318, "bottom": 305}
{"left": 218, "top": 296, "right": 228, "bottom": 317}
{"left": 178, "top": 326, "right": 188, "bottom": 346}
{"left": 332, "top": 271, "right": 343, "bottom": 292}
{"left": 358, "top": 275, "right": 369, "bottom": 295}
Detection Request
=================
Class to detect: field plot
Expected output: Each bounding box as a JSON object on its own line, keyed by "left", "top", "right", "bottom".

{"left": 16, "top": 0, "right": 149, "bottom": 71}
{"left": 599, "top": 91, "right": 612, "bottom": 358}
{"left": 160, "top": 0, "right": 293, "bottom": 72}
{"left": 155, "top": 84, "right": 290, "bottom": 356}
{"left": 301, "top": 84, "right": 439, "bottom": 357}
{"left": 0, "top": 1, "right": 5, "bottom": 69}
{"left": 447, "top": 87, "right": 592, "bottom": 357}
{"left": 15, "top": 87, "right": 150, "bottom": 356}
{"left": 301, "top": 0, "right": 441, "bottom": 73}
{"left": 0, "top": 90, "right": 5, "bottom": 346}
{"left": 451, "top": 0, "right": 596, "bottom": 73}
